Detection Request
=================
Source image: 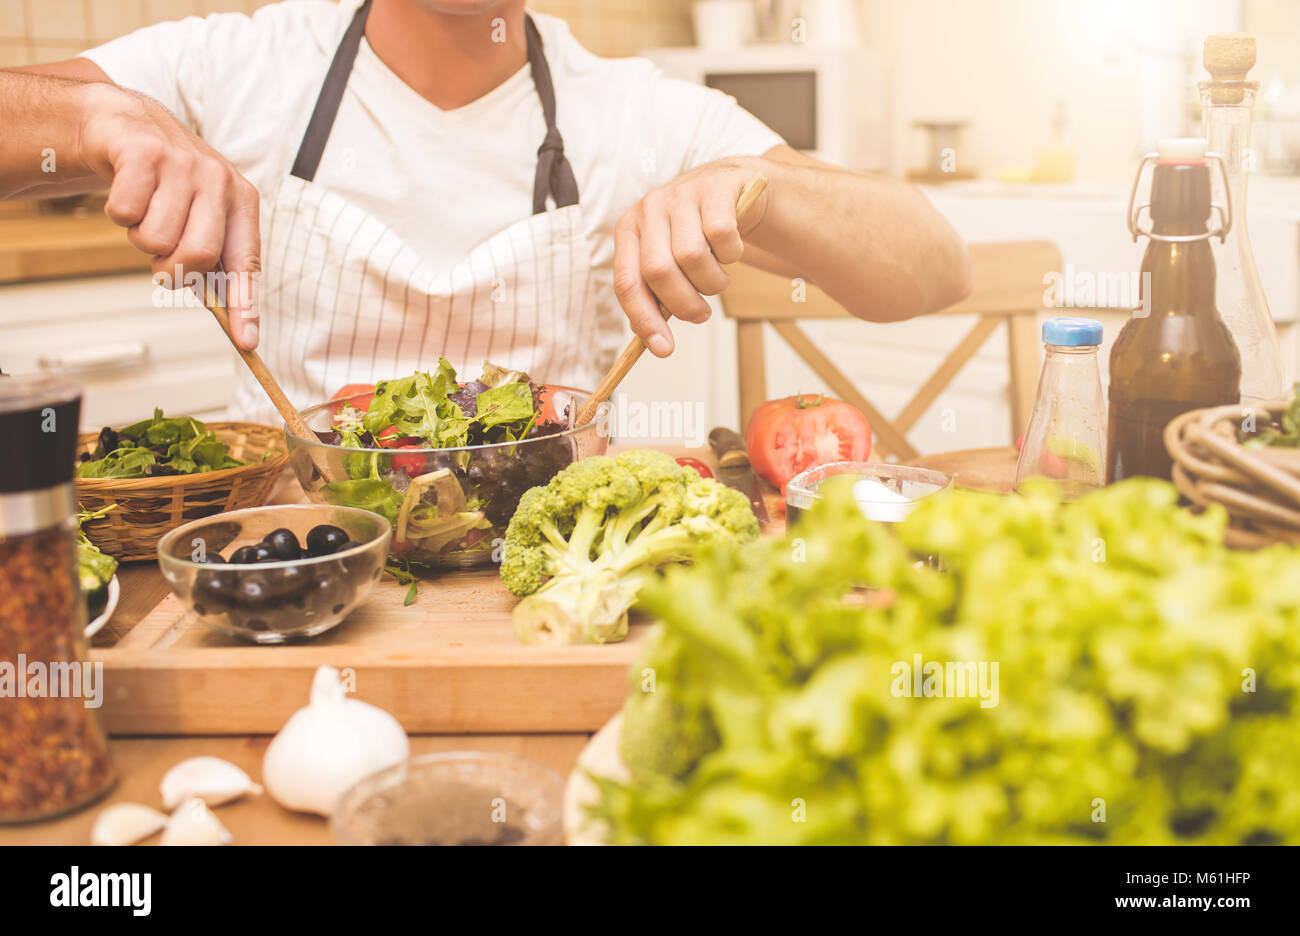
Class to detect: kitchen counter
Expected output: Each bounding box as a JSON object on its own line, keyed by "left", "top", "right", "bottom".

{"left": 0, "top": 209, "right": 150, "bottom": 285}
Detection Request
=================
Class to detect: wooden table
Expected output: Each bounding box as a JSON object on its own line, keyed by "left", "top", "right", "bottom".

{"left": 0, "top": 446, "right": 1015, "bottom": 845}
{"left": 1, "top": 564, "right": 593, "bottom": 846}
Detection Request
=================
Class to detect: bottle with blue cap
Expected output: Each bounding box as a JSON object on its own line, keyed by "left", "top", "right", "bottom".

{"left": 1013, "top": 316, "right": 1106, "bottom": 497}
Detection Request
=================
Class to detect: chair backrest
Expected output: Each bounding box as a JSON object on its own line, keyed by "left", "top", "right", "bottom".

{"left": 720, "top": 240, "right": 1062, "bottom": 461}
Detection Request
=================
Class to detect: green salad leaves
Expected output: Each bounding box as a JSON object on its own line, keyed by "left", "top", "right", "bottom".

{"left": 77, "top": 410, "right": 243, "bottom": 479}
{"left": 596, "top": 479, "right": 1300, "bottom": 845}
{"left": 353, "top": 359, "right": 539, "bottom": 449}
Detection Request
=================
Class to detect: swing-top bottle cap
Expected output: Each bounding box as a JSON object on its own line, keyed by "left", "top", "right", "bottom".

{"left": 1156, "top": 138, "right": 1207, "bottom": 165}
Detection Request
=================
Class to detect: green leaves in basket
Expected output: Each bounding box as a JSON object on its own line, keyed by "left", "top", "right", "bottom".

{"left": 76, "top": 409, "right": 244, "bottom": 479}
{"left": 1245, "top": 383, "right": 1300, "bottom": 448}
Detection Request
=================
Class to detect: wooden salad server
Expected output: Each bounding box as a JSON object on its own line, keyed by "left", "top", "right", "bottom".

{"left": 574, "top": 171, "right": 770, "bottom": 427}
{"left": 195, "top": 278, "right": 342, "bottom": 484}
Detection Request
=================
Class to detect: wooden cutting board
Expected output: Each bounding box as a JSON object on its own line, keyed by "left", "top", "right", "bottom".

{"left": 92, "top": 570, "right": 648, "bottom": 736}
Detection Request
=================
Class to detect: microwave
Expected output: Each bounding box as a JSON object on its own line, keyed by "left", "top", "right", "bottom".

{"left": 640, "top": 44, "right": 889, "bottom": 172}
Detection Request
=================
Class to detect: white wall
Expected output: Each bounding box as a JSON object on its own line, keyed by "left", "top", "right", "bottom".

{"left": 859, "top": 0, "right": 1241, "bottom": 184}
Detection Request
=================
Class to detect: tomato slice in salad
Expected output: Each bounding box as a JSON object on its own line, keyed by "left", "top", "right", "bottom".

{"left": 391, "top": 445, "right": 427, "bottom": 477}
{"left": 745, "top": 393, "right": 872, "bottom": 492}
{"left": 330, "top": 383, "right": 376, "bottom": 413}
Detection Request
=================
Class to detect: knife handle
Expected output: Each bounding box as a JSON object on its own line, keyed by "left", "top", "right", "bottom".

{"left": 708, "top": 427, "right": 749, "bottom": 469}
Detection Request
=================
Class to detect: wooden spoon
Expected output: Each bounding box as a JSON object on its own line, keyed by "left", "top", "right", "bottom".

{"left": 574, "top": 171, "right": 769, "bottom": 427}
{"left": 195, "top": 278, "right": 341, "bottom": 484}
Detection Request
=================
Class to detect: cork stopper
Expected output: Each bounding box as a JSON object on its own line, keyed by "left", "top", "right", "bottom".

{"left": 1204, "top": 33, "right": 1256, "bottom": 80}
{"left": 1203, "top": 33, "right": 1257, "bottom": 104}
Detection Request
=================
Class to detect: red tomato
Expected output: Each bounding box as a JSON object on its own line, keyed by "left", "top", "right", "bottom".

{"left": 391, "top": 445, "right": 427, "bottom": 477}
{"left": 330, "top": 383, "right": 376, "bottom": 413}
{"left": 675, "top": 457, "right": 714, "bottom": 479}
{"left": 745, "top": 393, "right": 872, "bottom": 491}
{"left": 375, "top": 426, "right": 420, "bottom": 449}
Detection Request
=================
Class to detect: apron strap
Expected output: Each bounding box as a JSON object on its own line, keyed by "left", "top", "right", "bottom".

{"left": 289, "top": 3, "right": 579, "bottom": 213}
{"left": 525, "top": 16, "right": 579, "bottom": 213}
{"left": 290, "top": 0, "right": 373, "bottom": 181}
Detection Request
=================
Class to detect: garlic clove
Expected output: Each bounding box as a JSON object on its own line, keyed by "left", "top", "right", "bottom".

{"left": 91, "top": 803, "right": 168, "bottom": 847}
{"left": 160, "top": 756, "right": 262, "bottom": 810}
{"left": 160, "top": 798, "right": 232, "bottom": 846}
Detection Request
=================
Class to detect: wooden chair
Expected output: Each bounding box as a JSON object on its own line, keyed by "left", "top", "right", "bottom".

{"left": 721, "top": 240, "right": 1062, "bottom": 462}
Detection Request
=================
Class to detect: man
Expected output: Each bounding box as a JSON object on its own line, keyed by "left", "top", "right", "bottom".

{"left": 0, "top": 0, "right": 971, "bottom": 421}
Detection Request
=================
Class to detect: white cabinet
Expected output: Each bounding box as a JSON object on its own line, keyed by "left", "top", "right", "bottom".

{"left": 0, "top": 273, "right": 236, "bottom": 430}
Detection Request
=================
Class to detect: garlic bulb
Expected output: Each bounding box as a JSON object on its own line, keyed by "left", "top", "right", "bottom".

{"left": 160, "top": 756, "right": 262, "bottom": 810}
{"left": 91, "top": 803, "right": 167, "bottom": 846}
{"left": 161, "top": 798, "right": 232, "bottom": 846}
{"left": 262, "top": 665, "right": 409, "bottom": 816}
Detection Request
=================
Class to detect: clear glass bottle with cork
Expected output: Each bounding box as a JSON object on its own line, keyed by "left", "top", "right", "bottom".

{"left": 1199, "top": 32, "right": 1285, "bottom": 405}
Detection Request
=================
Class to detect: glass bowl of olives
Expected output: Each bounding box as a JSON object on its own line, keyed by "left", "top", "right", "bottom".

{"left": 156, "top": 504, "right": 392, "bottom": 644}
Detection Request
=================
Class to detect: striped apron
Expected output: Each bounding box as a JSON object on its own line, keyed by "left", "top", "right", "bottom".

{"left": 233, "top": 1, "right": 595, "bottom": 424}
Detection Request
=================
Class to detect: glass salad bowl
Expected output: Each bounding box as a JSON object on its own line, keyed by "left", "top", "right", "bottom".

{"left": 157, "top": 504, "right": 391, "bottom": 643}
{"left": 285, "top": 386, "right": 609, "bottom": 569}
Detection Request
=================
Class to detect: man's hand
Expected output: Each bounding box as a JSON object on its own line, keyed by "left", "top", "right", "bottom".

{"left": 613, "top": 158, "right": 766, "bottom": 357}
{"left": 79, "top": 83, "right": 262, "bottom": 348}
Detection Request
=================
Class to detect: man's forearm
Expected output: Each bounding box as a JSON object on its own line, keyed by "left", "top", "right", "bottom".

{"left": 746, "top": 150, "right": 973, "bottom": 321}
{"left": 0, "top": 71, "right": 108, "bottom": 199}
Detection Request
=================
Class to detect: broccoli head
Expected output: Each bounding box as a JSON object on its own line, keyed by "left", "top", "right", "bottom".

{"left": 500, "top": 450, "right": 759, "bottom": 645}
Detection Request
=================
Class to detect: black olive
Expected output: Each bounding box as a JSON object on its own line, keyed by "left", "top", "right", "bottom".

{"left": 307, "top": 574, "right": 341, "bottom": 610}
{"left": 235, "top": 573, "right": 273, "bottom": 609}
{"left": 253, "top": 543, "right": 277, "bottom": 563}
{"left": 306, "top": 525, "right": 350, "bottom": 557}
{"left": 195, "top": 569, "right": 236, "bottom": 609}
{"left": 267, "top": 565, "right": 310, "bottom": 598}
{"left": 262, "top": 528, "right": 303, "bottom": 561}
{"left": 229, "top": 545, "right": 260, "bottom": 565}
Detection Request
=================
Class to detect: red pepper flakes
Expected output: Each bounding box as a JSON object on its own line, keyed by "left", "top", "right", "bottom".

{"left": 0, "top": 523, "right": 114, "bottom": 823}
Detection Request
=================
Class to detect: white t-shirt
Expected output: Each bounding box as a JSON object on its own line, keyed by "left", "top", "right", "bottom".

{"left": 82, "top": 0, "right": 783, "bottom": 277}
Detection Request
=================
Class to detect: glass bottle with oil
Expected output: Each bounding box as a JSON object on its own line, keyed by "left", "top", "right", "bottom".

{"left": 1107, "top": 138, "right": 1241, "bottom": 483}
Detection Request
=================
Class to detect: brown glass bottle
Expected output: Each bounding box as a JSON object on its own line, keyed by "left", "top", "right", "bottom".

{"left": 1107, "top": 151, "right": 1241, "bottom": 483}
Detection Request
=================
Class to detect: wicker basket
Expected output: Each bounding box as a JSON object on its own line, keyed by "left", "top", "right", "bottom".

{"left": 1165, "top": 399, "right": 1300, "bottom": 549}
{"left": 75, "top": 421, "right": 289, "bottom": 561}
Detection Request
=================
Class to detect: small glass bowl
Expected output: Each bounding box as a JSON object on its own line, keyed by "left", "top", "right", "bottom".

{"left": 332, "top": 752, "right": 566, "bottom": 846}
{"left": 785, "top": 461, "right": 953, "bottom": 526}
{"left": 285, "top": 386, "right": 610, "bottom": 569}
{"left": 157, "top": 503, "right": 391, "bottom": 644}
